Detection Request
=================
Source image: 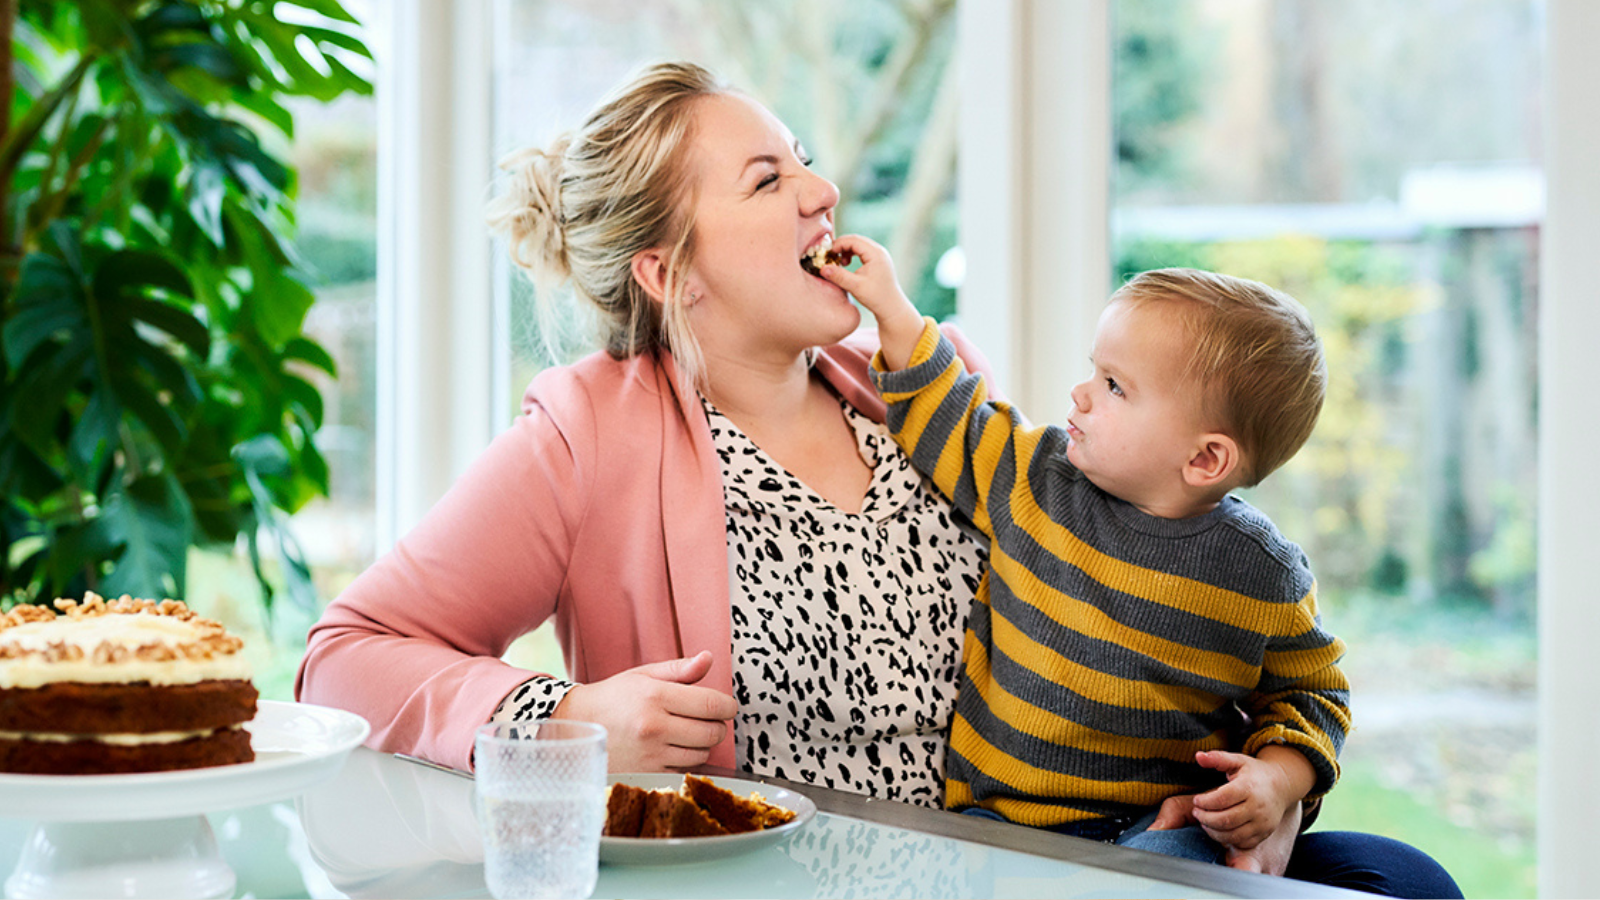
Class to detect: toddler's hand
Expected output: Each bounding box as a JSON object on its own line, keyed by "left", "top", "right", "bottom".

{"left": 1189, "top": 749, "right": 1305, "bottom": 850}
{"left": 1221, "top": 800, "right": 1302, "bottom": 877}
{"left": 819, "top": 234, "right": 924, "bottom": 370}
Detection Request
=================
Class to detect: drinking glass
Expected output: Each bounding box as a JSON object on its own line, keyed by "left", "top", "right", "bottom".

{"left": 474, "top": 720, "right": 607, "bottom": 899}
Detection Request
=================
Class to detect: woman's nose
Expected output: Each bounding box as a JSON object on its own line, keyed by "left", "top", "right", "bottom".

{"left": 802, "top": 168, "right": 840, "bottom": 218}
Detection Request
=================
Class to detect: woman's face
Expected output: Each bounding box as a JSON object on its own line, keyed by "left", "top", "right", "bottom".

{"left": 680, "top": 93, "right": 859, "bottom": 365}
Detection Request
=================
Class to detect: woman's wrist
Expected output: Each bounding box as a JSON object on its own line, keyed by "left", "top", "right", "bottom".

{"left": 491, "top": 675, "right": 578, "bottom": 724}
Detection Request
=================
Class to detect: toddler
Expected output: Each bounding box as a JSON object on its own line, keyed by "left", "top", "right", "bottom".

{"left": 820, "top": 236, "right": 1350, "bottom": 866}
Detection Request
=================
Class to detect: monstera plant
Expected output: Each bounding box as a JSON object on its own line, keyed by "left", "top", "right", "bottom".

{"left": 0, "top": 0, "right": 371, "bottom": 612}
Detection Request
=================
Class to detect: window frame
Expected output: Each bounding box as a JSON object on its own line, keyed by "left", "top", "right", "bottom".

{"left": 1536, "top": 2, "right": 1600, "bottom": 896}
{"left": 374, "top": 0, "right": 497, "bottom": 548}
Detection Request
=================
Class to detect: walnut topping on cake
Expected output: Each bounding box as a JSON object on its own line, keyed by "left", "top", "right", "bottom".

{"left": 0, "top": 604, "right": 55, "bottom": 631}
{"left": 0, "top": 592, "right": 245, "bottom": 670}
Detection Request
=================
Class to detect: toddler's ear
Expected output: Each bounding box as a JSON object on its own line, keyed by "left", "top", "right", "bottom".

{"left": 1183, "top": 434, "right": 1242, "bottom": 490}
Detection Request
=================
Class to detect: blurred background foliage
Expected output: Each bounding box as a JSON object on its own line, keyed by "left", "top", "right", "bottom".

{"left": 0, "top": 0, "right": 371, "bottom": 614}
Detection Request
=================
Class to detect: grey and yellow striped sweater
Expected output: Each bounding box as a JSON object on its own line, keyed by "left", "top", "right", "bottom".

{"left": 870, "top": 320, "right": 1350, "bottom": 828}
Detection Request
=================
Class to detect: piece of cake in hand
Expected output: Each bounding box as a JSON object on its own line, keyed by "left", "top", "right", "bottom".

{"left": 0, "top": 592, "right": 259, "bottom": 775}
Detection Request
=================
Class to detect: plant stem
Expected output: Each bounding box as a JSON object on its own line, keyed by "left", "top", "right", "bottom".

{"left": 1, "top": 0, "right": 17, "bottom": 269}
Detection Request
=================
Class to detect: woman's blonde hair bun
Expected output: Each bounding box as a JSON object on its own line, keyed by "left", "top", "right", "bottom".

{"left": 488, "top": 133, "right": 574, "bottom": 286}
{"left": 487, "top": 62, "right": 728, "bottom": 387}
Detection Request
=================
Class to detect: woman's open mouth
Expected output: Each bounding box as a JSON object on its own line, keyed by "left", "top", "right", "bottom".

{"left": 800, "top": 234, "right": 850, "bottom": 276}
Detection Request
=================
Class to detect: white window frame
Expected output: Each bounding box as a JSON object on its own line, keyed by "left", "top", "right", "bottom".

{"left": 957, "top": 0, "right": 1108, "bottom": 425}
{"left": 375, "top": 1, "right": 1598, "bottom": 890}
{"left": 1538, "top": 2, "right": 1600, "bottom": 895}
{"left": 375, "top": 0, "right": 496, "bottom": 548}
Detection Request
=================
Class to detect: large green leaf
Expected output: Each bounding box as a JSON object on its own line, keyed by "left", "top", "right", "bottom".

{"left": 136, "top": 3, "right": 209, "bottom": 36}
{"left": 184, "top": 162, "right": 227, "bottom": 246}
{"left": 66, "top": 388, "right": 119, "bottom": 484}
{"left": 279, "top": 0, "right": 361, "bottom": 27}
{"left": 281, "top": 372, "right": 324, "bottom": 430}
{"left": 6, "top": 334, "right": 93, "bottom": 460}
{"left": 91, "top": 249, "right": 194, "bottom": 301}
{"left": 123, "top": 296, "right": 210, "bottom": 359}
{"left": 283, "top": 336, "right": 336, "bottom": 376}
{"left": 95, "top": 472, "right": 195, "bottom": 599}
{"left": 236, "top": 440, "right": 315, "bottom": 614}
{"left": 113, "top": 370, "right": 187, "bottom": 456}
{"left": 4, "top": 253, "right": 85, "bottom": 366}
{"left": 156, "top": 42, "right": 247, "bottom": 85}
{"left": 249, "top": 269, "right": 317, "bottom": 346}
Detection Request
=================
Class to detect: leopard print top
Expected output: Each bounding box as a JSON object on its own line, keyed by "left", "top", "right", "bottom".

{"left": 494, "top": 394, "right": 984, "bottom": 808}
{"left": 706, "top": 396, "right": 985, "bottom": 808}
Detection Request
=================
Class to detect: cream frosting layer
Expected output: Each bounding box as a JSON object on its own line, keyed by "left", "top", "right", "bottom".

{"left": 0, "top": 725, "right": 237, "bottom": 745}
{"left": 0, "top": 615, "right": 252, "bottom": 689}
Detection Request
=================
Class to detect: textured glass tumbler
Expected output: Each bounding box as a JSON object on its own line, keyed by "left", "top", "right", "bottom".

{"left": 475, "top": 720, "right": 608, "bottom": 900}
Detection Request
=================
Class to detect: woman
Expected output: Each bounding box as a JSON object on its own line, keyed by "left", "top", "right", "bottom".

{"left": 296, "top": 61, "right": 1457, "bottom": 897}
{"left": 298, "top": 61, "right": 989, "bottom": 807}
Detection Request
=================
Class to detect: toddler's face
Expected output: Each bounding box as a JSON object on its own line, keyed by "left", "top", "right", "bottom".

{"left": 1064, "top": 300, "right": 1213, "bottom": 513}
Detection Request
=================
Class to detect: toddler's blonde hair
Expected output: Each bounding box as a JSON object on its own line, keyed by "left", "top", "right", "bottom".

{"left": 1111, "top": 268, "right": 1326, "bottom": 486}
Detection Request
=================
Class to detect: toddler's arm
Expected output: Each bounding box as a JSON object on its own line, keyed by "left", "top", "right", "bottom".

{"left": 825, "top": 237, "right": 1028, "bottom": 538}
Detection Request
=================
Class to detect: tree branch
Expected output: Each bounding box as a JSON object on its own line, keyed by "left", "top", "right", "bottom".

{"left": 887, "top": 47, "right": 959, "bottom": 300}
{"left": 1, "top": 0, "right": 17, "bottom": 262}
{"left": 832, "top": 0, "right": 955, "bottom": 195}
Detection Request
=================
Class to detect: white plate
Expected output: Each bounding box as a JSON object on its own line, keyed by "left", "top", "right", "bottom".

{"left": 600, "top": 773, "right": 816, "bottom": 865}
{"left": 0, "top": 699, "right": 369, "bottom": 822}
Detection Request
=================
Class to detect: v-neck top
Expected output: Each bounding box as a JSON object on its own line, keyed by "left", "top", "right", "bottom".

{"left": 704, "top": 394, "right": 986, "bottom": 807}
{"left": 490, "top": 389, "right": 986, "bottom": 808}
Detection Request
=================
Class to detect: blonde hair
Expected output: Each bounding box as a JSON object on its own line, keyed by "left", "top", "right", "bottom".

{"left": 486, "top": 61, "right": 728, "bottom": 389}
{"left": 1111, "top": 268, "right": 1326, "bottom": 486}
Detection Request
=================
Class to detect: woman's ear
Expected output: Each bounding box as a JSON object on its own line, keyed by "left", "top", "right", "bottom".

{"left": 1183, "top": 433, "right": 1243, "bottom": 490}
{"left": 630, "top": 248, "right": 670, "bottom": 305}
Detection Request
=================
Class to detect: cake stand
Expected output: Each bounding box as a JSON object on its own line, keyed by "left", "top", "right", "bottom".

{"left": 1, "top": 700, "right": 368, "bottom": 900}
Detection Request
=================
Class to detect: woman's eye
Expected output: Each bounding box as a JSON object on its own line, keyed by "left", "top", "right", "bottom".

{"left": 798, "top": 154, "right": 814, "bottom": 167}
{"left": 756, "top": 172, "right": 779, "bottom": 191}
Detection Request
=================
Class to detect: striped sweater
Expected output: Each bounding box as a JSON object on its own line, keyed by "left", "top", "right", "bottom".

{"left": 871, "top": 320, "right": 1350, "bottom": 828}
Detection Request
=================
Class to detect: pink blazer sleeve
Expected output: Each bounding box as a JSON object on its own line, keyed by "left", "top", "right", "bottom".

{"left": 295, "top": 394, "right": 594, "bottom": 772}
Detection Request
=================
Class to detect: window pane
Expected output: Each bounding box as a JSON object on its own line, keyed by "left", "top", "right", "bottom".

{"left": 1111, "top": 2, "right": 1540, "bottom": 896}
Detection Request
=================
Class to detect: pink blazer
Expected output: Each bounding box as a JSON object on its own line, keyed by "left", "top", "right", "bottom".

{"left": 295, "top": 326, "right": 996, "bottom": 772}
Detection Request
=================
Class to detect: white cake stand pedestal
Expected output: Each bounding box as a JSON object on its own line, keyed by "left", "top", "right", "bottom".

{"left": 0, "top": 701, "right": 368, "bottom": 900}
{"left": 6, "top": 817, "right": 233, "bottom": 900}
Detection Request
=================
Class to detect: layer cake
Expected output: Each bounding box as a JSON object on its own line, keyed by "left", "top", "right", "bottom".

{"left": 0, "top": 592, "right": 258, "bottom": 775}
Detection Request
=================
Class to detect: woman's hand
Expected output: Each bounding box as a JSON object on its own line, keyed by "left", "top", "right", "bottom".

{"left": 821, "top": 234, "right": 924, "bottom": 371}
{"left": 551, "top": 651, "right": 737, "bottom": 772}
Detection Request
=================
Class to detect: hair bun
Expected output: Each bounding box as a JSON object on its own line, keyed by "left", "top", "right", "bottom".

{"left": 487, "top": 133, "right": 574, "bottom": 283}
